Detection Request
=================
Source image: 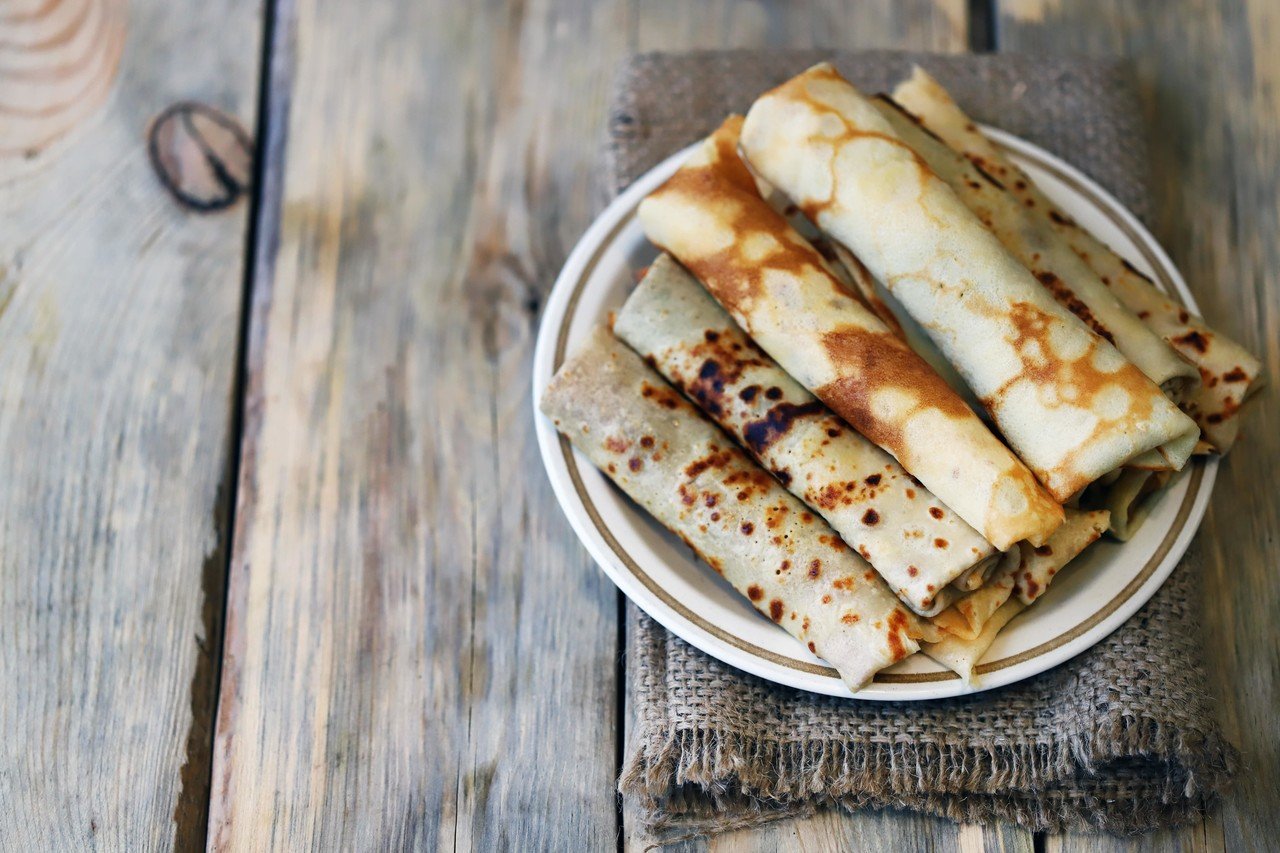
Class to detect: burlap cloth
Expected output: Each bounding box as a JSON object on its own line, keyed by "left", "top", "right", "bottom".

{"left": 608, "top": 51, "right": 1237, "bottom": 842}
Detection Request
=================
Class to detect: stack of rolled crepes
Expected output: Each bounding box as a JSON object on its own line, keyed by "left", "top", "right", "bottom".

{"left": 540, "top": 63, "right": 1261, "bottom": 692}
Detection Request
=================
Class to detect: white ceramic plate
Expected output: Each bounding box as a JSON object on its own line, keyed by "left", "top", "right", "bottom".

{"left": 532, "top": 128, "right": 1216, "bottom": 700}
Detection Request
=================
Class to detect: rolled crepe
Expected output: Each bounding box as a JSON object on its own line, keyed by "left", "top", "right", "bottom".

{"left": 540, "top": 327, "right": 933, "bottom": 691}
{"left": 924, "top": 508, "right": 1109, "bottom": 680}
{"left": 892, "top": 66, "right": 1264, "bottom": 452}
{"left": 1091, "top": 469, "right": 1168, "bottom": 541}
{"left": 931, "top": 551, "right": 1019, "bottom": 641}
{"left": 1010, "top": 508, "right": 1110, "bottom": 604}
{"left": 949, "top": 555, "right": 1002, "bottom": 593}
{"left": 638, "top": 115, "right": 1063, "bottom": 550}
{"left": 922, "top": 598, "right": 1025, "bottom": 683}
{"left": 740, "top": 63, "right": 1202, "bottom": 502}
{"left": 614, "top": 254, "right": 997, "bottom": 616}
{"left": 870, "top": 93, "right": 1201, "bottom": 403}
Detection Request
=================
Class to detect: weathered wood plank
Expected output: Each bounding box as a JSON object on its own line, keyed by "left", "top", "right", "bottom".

{"left": 619, "top": 8, "right": 1034, "bottom": 852}
{"left": 998, "top": 1, "right": 1280, "bottom": 851}
{"left": 0, "top": 0, "right": 261, "bottom": 848}
{"left": 208, "top": 0, "right": 630, "bottom": 848}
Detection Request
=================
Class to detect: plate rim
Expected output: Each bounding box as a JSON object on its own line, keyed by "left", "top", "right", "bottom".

{"left": 531, "top": 127, "right": 1218, "bottom": 700}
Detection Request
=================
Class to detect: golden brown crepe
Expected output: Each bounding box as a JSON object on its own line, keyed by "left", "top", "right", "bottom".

{"left": 638, "top": 115, "right": 1063, "bottom": 550}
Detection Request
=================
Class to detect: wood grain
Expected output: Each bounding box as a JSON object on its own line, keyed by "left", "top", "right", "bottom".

{"left": 0, "top": 0, "right": 129, "bottom": 175}
{"left": 0, "top": 0, "right": 260, "bottom": 847}
{"left": 998, "top": 1, "right": 1280, "bottom": 851}
{"left": 208, "top": 0, "right": 628, "bottom": 848}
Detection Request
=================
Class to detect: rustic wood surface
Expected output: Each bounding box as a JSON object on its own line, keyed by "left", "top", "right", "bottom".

{"left": 0, "top": 0, "right": 260, "bottom": 848}
{"left": 3, "top": 0, "right": 1275, "bottom": 849}
{"left": 999, "top": 2, "right": 1280, "bottom": 852}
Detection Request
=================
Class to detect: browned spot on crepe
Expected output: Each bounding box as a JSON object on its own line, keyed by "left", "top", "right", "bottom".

{"left": 1034, "top": 270, "right": 1116, "bottom": 344}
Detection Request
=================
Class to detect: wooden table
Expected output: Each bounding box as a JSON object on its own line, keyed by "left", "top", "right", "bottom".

{"left": 2, "top": 0, "right": 1275, "bottom": 849}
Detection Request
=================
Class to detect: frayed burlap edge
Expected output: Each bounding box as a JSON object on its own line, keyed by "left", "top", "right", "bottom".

{"left": 620, "top": 714, "right": 1237, "bottom": 842}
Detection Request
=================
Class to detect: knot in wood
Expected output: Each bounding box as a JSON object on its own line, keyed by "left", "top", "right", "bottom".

{"left": 148, "top": 102, "right": 254, "bottom": 212}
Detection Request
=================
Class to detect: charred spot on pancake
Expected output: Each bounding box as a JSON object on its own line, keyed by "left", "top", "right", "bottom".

{"left": 1173, "top": 329, "right": 1210, "bottom": 354}
{"left": 1034, "top": 544, "right": 1053, "bottom": 556}
{"left": 606, "top": 463, "right": 616, "bottom": 474}
{"left": 743, "top": 400, "right": 825, "bottom": 455}
{"left": 740, "top": 522, "right": 754, "bottom": 535}
{"left": 769, "top": 600, "right": 784, "bottom": 622}
{"left": 707, "top": 557, "right": 723, "bottom": 574}
{"left": 704, "top": 330, "right": 720, "bottom": 342}
{"left": 739, "top": 385, "right": 761, "bottom": 402}
{"left": 827, "top": 427, "right": 841, "bottom": 438}
{"left": 628, "top": 458, "right": 643, "bottom": 472}
{"left": 684, "top": 449, "right": 735, "bottom": 480}
{"left": 934, "top": 538, "right": 948, "bottom": 549}
{"left": 807, "top": 641, "right": 816, "bottom": 653}
{"left": 808, "top": 559, "right": 821, "bottom": 579}
{"left": 678, "top": 484, "right": 696, "bottom": 506}
{"left": 1034, "top": 271, "right": 1115, "bottom": 344}
{"left": 1120, "top": 257, "right": 1156, "bottom": 284}
{"left": 864, "top": 474, "right": 881, "bottom": 487}
{"left": 779, "top": 560, "right": 791, "bottom": 574}
{"left": 1022, "top": 572, "right": 1040, "bottom": 599}
{"left": 709, "top": 512, "right": 720, "bottom": 521}
{"left": 765, "top": 387, "right": 783, "bottom": 400}
{"left": 811, "top": 482, "right": 852, "bottom": 510}
{"left": 705, "top": 494, "right": 718, "bottom": 507}
{"left": 832, "top": 576, "right": 855, "bottom": 591}
{"left": 928, "top": 506, "right": 944, "bottom": 519}
{"left": 905, "top": 488, "right": 916, "bottom": 499}
{"left": 772, "top": 468, "right": 792, "bottom": 487}
{"left": 801, "top": 511, "right": 814, "bottom": 524}
{"left": 747, "top": 584, "right": 764, "bottom": 602}
{"left": 841, "top": 612, "right": 860, "bottom": 625}
{"left": 862, "top": 508, "right": 880, "bottom": 526}
{"left": 604, "top": 436, "right": 629, "bottom": 454}
{"left": 1048, "top": 210, "right": 1073, "bottom": 225}
{"left": 1179, "top": 310, "right": 1191, "bottom": 324}
{"left": 970, "top": 160, "right": 1006, "bottom": 190}
{"left": 639, "top": 435, "right": 655, "bottom": 449}
{"left": 907, "top": 566, "right": 918, "bottom": 577}
{"left": 1223, "top": 367, "right": 1248, "bottom": 383}
{"left": 640, "top": 381, "right": 681, "bottom": 409}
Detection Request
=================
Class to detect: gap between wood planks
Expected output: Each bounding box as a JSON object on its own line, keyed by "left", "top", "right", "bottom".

{"left": 174, "top": 0, "right": 292, "bottom": 847}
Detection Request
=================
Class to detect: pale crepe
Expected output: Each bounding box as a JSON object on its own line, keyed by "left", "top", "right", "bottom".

{"left": 739, "top": 63, "right": 1202, "bottom": 502}
{"left": 871, "top": 92, "right": 1200, "bottom": 405}
{"left": 892, "top": 65, "right": 1263, "bottom": 452}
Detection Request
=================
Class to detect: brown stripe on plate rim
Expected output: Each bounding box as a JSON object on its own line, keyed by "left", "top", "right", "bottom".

{"left": 552, "top": 141, "right": 1205, "bottom": 687}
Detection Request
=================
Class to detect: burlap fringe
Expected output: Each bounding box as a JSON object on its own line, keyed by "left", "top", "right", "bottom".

{"left": 620, "top": 711, "right": 1237, "bottom": 843}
